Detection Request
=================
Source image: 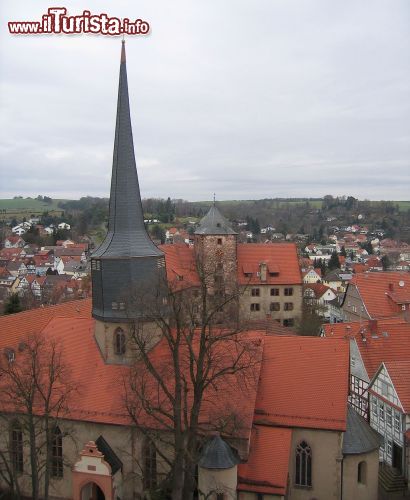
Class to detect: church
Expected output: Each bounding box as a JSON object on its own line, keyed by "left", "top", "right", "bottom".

{"left": 0, "top": 43, "right": 380, "bottom": 500}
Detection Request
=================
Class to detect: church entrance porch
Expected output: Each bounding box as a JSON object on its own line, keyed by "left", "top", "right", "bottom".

{"left": 81, "top": 482, "right": 105, "bottom": 500}
{"left": 72, "top": 441, "right": 114, "bottom": 500}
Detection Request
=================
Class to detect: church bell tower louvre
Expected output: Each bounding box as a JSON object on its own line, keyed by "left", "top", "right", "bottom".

{"left": 91, "top": 42, "right": 166, "bottom": 325}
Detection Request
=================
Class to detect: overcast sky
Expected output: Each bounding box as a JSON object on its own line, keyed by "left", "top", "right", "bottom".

{"left": 0, "top": 1, "right": 409, "bottom": 201}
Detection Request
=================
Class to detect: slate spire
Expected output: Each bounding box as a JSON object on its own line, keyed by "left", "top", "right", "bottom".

{"left": 91, "top": 42, "right": 165, "bottom": 322}
{"left": 194, "top": 205, "right": 237, "bottom": 235}
{"left": 93, "top": 41, "right": 162, "bottom": 259}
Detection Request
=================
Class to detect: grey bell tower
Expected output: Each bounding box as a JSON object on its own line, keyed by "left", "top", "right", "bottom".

{"left": 91, "top": 42, "right": 165, "bottom": 324}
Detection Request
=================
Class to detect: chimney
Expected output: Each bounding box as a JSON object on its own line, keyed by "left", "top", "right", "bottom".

{"left": 368, "top": 319, "right": 378, "bottom": 337}
{"left": 260, "top": 262, "right": 267, "bottom": 282}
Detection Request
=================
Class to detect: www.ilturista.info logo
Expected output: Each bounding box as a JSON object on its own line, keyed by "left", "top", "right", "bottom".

{"left": 8, "top": 7, "right": 150, "bottom": 36}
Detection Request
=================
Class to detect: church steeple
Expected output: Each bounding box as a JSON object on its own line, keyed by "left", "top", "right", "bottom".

{"left": 91, "top": 42, "right": 165, "bottom": 322}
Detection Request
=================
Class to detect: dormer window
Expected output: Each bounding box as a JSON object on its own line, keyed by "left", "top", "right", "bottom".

{"left": 114, "top": 328, "right": 126, "bottom": 355}
{"left": 4, "top": 348, "right": 15, "bottom": 363}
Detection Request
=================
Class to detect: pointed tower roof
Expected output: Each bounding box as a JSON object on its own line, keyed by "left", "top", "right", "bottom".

{"left": 198, "top": 434, "right": 240, "bottom": 469}
{"left": 91, "top": 43, "right": 165, "bottom": 323}
{"left": 92, "top": 41, "right": 162, "bottom": 259}
{"left": 194, "top": 205, "right": 237, "bottom": 235}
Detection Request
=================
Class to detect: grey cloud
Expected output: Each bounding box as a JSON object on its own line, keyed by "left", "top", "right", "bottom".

{"left": 0, "top": 0, "right": 409, "bottom": 201}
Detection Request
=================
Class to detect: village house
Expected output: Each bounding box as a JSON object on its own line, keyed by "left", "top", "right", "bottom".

{"left": 323, "top": 269, "right": 352, "bottom": 293}
{"left": 303, "top": 283, "right": 337, "bottom": 321}
{"left": 302, "top": 268, "right": 322, "bottom": 284}
{"left": 342, "top": 272, "right": 410, "bottom": 321}
{"left": 322, "top": 318, "right": 410, "bottom": 494}
{"left": 368, "top": 361, "right": 410, "bottom": 489}
{"left": 4, "top": 235, "right": 25, "bottom": 248}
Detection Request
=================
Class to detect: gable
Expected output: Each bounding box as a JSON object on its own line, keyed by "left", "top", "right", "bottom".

{"left": 350, "top": 339, "right": 369, "bottom": 382}
{"left": 370, "top": 365, "right": 402, "bottom": 410}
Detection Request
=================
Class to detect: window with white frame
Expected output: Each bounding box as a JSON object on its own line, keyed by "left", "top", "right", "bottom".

{"left": 387, "top": 440, "right": 392, "bottom": 457}
{"left": 386, "top": 407, "right": 392, "bottom": 427}
{"left": 394, "top": 413, "right": 401, "bottom": 432}
{"left": 379, "top": 402, "right": 385, "bottom": 422}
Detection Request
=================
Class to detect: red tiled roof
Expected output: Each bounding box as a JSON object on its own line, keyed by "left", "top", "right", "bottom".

{"left": 66, "top": 243, "right": 88, "bottom": 250}
{"left": 0, "top": 301, "right": 262, "bottom": 435}
{"left": 304, "top": 283, "right": 334, "bottom": 298}
{"left": 323, "top": 319, "right": 410, "bottom": 378}
{"left": 26, "top": 275, "right": 47, "bottom": 285}
{"left": 237, "top": 244, "right": 301, "bottom": 285}
{"left": 254, "top": 336, "right": 349, "bottom": 431}
{"left": 5, "top": 236, "right": 23, "bottom": 244}
{"left": 386, "top": 290, "right": 410, "bottom": 305}
{"left": 159, "top": 244, "right": 199, "bottom": 288}
{"left": 0, "top": 299, "right": 91, "bottom": 345}
{"left": 0, "top": 248, "right": 23, "bottom": 259}
{"left": 349, "top": 272, "right": 410, "bottom": 318}
{"left": 0, "top": 267, "right": 11, "bottom": 278}
{"left": 384, "top": 361, "right": 410, "bottom": 413}
{"left": 237, "top": 425, "right": 292, "bottom": 495}
{"left": 353, "top": 263, "right": 369, "bottom": 274}
{"left": 366, "top": 257, "right": 382, "bottom": 267}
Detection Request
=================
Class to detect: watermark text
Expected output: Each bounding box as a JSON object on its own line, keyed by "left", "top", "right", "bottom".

{"left": 9, "top": 8, "right": 150, "bottom": 36}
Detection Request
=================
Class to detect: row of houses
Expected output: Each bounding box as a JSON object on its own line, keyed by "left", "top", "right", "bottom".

{"left": 0, "top": 237, "right": 89, "bottom": 307}
{"left": 321, "top": 271, "right": 410, "bottom": 493}
{"left": 11, "top": 220, "right": 71, "bottom": 236}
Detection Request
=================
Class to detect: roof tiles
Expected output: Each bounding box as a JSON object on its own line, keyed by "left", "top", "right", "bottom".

{"left": 350, "top": 272, "right": 410, "bottom": 318}
{"left": 237, "top": 425, "right": 292, "bottom": 495}
{"left": 254, "top": 336, "right": 349, "bottom": 431}
{"left": 237, "top": 243, "right": 301, "bottom": 285}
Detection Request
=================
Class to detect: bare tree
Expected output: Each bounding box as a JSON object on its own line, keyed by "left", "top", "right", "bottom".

{"left": 123, "top": 256, "right": 262, "bottom": 500}
{"left": 0, "top": 443, "right": 22, "bottom": 499}
{"left": 0, "top": 333, "right": 77, "bottom": 500}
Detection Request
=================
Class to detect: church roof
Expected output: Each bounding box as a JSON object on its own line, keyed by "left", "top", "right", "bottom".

{"left": 254, "top": 336, "right": 349, "bottom": 431}
{"left": 198, "top": 434, "right": 240, "bottom": 469}
{"left": 237, "top": 425, "right": 291, "bottom": 496}
{"left": 343, "top": 406, "right": 382, "bottom": 455}
{"left": 0, "top": 301, "right": 262, "bottom": 439}
{"left": 92, "top": 42, "right": 162, "bottom": 259}
{"left": 194, "top": 205, "right": 237, "bottom": 235}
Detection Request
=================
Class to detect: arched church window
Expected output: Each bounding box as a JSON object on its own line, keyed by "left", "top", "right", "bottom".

{"left": 295, "top": 441, "right": 312, "bottom": 486}
{"left": 52, "top": 426, "right": 63, "bottom": 478}
{"left": 10, "top": 420, "right": 23, "bottom": 473}
{"left": 114, "top": 328, "right": 126, "bottom": 355}
{"left": 143, "top": 439, "right": 157, "bottom": 490}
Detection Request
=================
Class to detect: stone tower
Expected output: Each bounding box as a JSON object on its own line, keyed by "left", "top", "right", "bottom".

{"left": 91, "top": 42, "right": 165, "bottom": 360}
{"left": 194, "top": 205, "right": 237, "bottom": 295}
